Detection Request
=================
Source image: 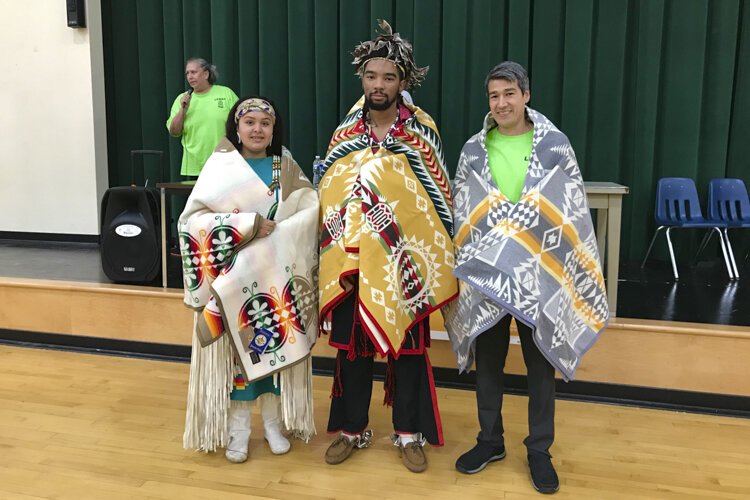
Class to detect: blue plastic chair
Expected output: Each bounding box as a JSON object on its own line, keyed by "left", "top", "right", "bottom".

{"left": 641, "top": 177, "right": 734, "bottom": 279}
{"left": 701, "top": 178, "right": 750, "bottom": 277}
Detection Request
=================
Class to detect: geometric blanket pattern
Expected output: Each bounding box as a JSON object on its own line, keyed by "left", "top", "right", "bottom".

{"left": 445, "top": 108, "right": 609, "bottom": 381}
{"left": 318, "top": 97, "right": 458, "bottom": 355}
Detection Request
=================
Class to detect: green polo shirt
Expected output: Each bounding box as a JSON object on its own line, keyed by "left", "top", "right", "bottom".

{"left": 486, "top": 128, "right": 533, "bottom": 203}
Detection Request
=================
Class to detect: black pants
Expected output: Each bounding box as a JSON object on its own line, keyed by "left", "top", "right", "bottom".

{"left": 475, "top": 314, "right": 555, "bottom": 456}
{"left": 326, "top": 291, "right": 442, "bottom": 445}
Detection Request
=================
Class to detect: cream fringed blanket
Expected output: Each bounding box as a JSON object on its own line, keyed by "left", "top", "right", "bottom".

{"left": 179, "top": 139, "right": 318, "bottom": 451}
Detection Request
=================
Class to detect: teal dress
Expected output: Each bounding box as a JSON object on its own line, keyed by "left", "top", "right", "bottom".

{"left": 230, "top": 156, "right": 281, "bottom": 402}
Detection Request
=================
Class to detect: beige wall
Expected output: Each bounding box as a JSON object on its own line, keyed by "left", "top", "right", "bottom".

{"left": 0, "top": 0, "right": 107, "bottom": 235}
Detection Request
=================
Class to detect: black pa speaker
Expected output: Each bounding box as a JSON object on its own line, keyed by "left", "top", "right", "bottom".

{"left": 66, "top": 0, "right": 86, "bottom": 28}
{"left": 100, "top": 186, "right": 161, "bottom": 283}
{"left": 99, "top": 150, "right": 165, "bottom": 284}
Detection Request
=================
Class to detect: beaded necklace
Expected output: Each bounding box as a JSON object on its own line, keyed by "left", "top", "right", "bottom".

{"left": 365, "top": 113, "right": 399, "bottom": 150}
{"left": 264, "top": 155, "right": 281, "bottom": 221}
{"left": 266, "top": 155, "right": 282, "bottom": 196}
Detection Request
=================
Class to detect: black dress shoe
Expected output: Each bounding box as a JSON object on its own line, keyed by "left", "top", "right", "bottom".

{"left": 455, "top": 442, "right": 506, "bottom": 474}
{"left": 528, "top": 453, "right": 559, "bottom": 494}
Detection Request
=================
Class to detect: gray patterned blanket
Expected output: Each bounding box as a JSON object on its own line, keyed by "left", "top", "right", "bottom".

{"left": 444, "top": 108, "right": 609, "bottom": 381}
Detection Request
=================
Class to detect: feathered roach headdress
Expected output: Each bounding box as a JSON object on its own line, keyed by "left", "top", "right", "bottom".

{"left": 352, "top": 19, "right": 429, "bottom": 89}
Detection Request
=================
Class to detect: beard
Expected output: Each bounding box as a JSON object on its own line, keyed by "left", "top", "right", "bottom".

{"left": 365, "top": 92, "right": 398, "bottom": 111}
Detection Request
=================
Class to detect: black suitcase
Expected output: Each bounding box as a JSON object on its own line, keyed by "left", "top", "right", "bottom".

{"left": 100, "top": 150, "right": 164, "bottom": 283}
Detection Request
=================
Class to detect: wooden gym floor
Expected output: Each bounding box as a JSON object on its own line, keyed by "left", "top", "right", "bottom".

{"left": 1, "top": 345, "right": 748, "bottom": 499}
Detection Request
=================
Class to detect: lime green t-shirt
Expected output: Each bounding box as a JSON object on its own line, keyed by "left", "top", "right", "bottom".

{"left": 166, "top": 84, "right": 238, "bottom": 176}
{"left": 486, "top": 128, "right": 533, "bottom": 203}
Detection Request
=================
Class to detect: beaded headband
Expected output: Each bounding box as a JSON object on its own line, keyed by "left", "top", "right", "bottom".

{"left": 361, "top": 57, "right": 407, "bottom": 79}
{"left": 235, "top": 98, "right": 276, "bottom": 124}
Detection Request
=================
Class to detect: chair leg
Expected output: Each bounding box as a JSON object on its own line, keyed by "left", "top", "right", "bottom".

{"left": 693, "top": 230, "right": 713, "bottom": 265}
{"left": 665, "top": 227, "right": 679, "bottom": 279}
{"left": 712, "top": 228, "right": 735, "bottom": 279}
{"left": 640, "top": 226, "right": 664, "bottom": 268}
{"left": 721, "top": 228, "right": 739, "bottom": 279}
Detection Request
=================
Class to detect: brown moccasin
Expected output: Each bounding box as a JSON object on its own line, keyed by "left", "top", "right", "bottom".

{"left": 399, "top": 441, "right": 428, "bottom": 473}
{"left": 325, "top": 435, "right": 357, "bottom": 465}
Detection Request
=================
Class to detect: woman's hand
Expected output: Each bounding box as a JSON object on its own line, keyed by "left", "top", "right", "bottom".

{"left": 180, "top": 92, "right": 192, "bottom": 110}
{"left": 255, "top": 217, "right": 276, "bottom": 238}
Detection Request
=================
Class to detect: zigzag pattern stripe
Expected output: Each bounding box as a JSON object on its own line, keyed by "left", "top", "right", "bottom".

{"left": 408, "top": 119, "right": 448, "bottom": 166}
{"left": 327, "top": 109, "right": 363, "bottom": 149}
{"left": 401, "top": 127, "right": 451, "bottom": 205}
{"left": 410, "top": 121, "right": 448, "bottom": 166}
{"left": 389, "top": 142, "right": 453, "bottom": 235}
{"left": 320, "top": 137, "right": 364, "bottom": 177}
{"left": 329, "top": 121, "right": 360, "bottom": 149}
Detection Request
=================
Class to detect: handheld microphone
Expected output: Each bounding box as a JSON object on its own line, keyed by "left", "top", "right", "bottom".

{"left": 182, "top": 88, "right": 193, "bottom": 109}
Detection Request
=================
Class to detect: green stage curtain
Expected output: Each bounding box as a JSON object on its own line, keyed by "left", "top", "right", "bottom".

{"left": 102, "top": 0, "right": 750, "bottom": 262}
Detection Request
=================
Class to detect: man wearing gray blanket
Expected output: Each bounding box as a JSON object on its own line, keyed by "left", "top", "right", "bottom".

{"left": 445, "top": 61, "right": 609, "bottom": 494}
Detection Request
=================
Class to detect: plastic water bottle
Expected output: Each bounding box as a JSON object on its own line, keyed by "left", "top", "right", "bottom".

{"left": 312, "top": 155, "right": 322, "bottom": 189}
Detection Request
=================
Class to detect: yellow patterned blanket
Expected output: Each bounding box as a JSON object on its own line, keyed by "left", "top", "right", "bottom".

{"left": 318, "top": 98, "right": 458, "bottom": 355}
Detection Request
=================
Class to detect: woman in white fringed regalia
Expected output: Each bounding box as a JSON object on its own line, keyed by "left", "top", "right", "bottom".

{"left": 179, "top": 96, "right": 319, "bottom": 463}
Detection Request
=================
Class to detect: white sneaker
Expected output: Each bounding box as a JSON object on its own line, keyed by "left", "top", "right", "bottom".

{"left": 260, "top": 394, "right": 290, "bottom": 455}
{"left": 225, "top": 407, "right": 251, "bottom": 463}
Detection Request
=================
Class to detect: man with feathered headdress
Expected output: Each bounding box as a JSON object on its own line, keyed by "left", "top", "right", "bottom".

{"left": 317, "top": 20, "right": 458, "bottom": 473}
